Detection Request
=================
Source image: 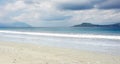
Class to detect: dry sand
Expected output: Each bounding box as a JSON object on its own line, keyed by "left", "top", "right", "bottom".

{"left": 0, "top": 42, "right": 120, "bottom": 64}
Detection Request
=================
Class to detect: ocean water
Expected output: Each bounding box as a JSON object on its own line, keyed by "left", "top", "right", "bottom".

{"left": 0, "top": 27, "right": 120, "bottom": 55}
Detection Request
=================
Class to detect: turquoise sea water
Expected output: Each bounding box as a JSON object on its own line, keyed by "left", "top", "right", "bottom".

{"left": 0, "top": 27, "right": 120, "bottom": 35}
{"left": 0, "top": 27, "right": 120, "bottom": 55}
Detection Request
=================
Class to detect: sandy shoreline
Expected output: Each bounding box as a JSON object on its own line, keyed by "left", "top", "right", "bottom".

{"left": 0, "top": 42, "right": 120, "bottom": 64}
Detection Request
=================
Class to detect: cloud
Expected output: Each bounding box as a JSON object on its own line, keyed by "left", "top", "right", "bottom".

{"left": 0, "top": 0, "right": 120, "bottom": 27}
{"left": 96, "top": 0, "right": 120, "bottom": 9}
{"left": 57, "top": 0, "right": 120, "bottom": 10}
{"left": 58, "top": 4, "right": 93, "bottom": 10}
{"left": 4, "top": 1, "right": 27, "bottom": 11}
{"left": 69, "top": 9, "right": 120, "bottom": 25}
{"left": 56, "top": 0, "right": 104, "bottom": 10}
{"left": 57, "top": 0, "right": 94, "bottom": 10}
{"left": 41, "top": 15, "right": 72, "bottom": 21}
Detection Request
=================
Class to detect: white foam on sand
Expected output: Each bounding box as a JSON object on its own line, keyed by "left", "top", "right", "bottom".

{"left": 0, "top": 30, "right": 120, "bottom": 40}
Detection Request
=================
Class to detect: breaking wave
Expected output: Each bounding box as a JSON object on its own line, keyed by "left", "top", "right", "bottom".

{"left": 0, "top": 30, "right": 120, "bottom": 40}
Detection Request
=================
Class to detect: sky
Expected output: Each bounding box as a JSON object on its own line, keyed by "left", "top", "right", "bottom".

{"left": 0, "top": 0, "right": 120, "bottom": 27}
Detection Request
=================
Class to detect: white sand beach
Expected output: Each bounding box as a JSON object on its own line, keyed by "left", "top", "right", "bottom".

{"left": 0, "top": 42, "right": 120, "bottom": 64}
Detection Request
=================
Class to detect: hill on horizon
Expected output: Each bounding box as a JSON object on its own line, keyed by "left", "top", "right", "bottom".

{"left": 0, "top": 22, "right": 31, "bottom": 27}
{"left": 73, "top": 23, "right": 120, "bottom": 27}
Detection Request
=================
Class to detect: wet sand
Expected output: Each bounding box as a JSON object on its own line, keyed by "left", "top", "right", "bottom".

{"left": 0, "top": 42, "right": 120, "bottom": 64}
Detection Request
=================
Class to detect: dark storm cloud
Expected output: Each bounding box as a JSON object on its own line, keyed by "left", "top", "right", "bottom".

{"left": 57, "top": 0, "right": 103, "bottom": 10}
{"left": 97, "top": 0, "right": 120, "bottom": 9}
{"left": 58, "top": 3, "right": 94, "bottom": 10}
{"left": 57, "top": 0, "right": 120, "bottom": 10}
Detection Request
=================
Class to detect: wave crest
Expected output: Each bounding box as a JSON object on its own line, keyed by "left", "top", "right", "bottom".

{"left": 0, "top": 30, "right": 120, "bottom": 40}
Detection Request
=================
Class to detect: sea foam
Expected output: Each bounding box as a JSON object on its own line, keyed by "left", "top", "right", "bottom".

{"left": 0, "top": 30, "right": 120, "bottom": 40}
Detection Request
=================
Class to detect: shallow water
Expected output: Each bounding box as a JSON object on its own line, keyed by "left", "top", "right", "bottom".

{"left": 0, "top": 27, "right": 120, "bottom": 55}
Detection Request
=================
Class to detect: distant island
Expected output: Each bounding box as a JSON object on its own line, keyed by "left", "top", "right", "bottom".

{"left": 73, "top": 23, "right": 120, "bottom": 27}
{"left": 0, "top": 22, "right": 31, "bottom": 27}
